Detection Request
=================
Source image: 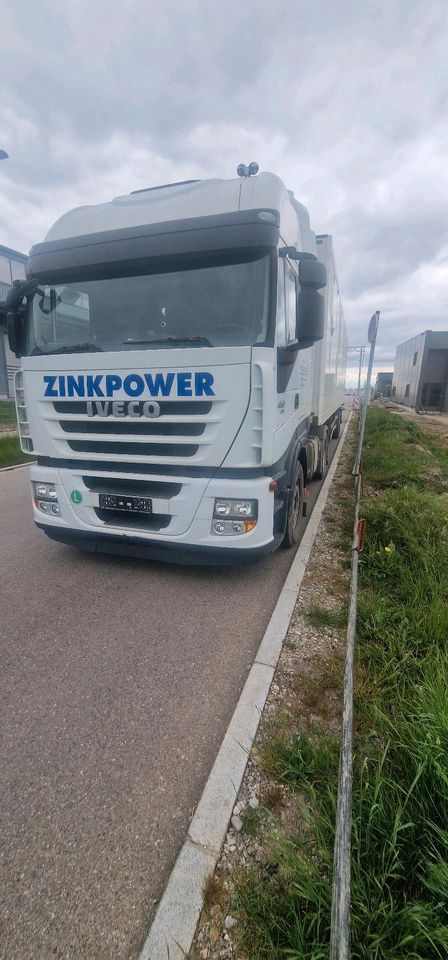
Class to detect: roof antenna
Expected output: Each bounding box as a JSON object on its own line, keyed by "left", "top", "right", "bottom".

{"left": 237, "top": 162, "right": 259, "bottom": 178}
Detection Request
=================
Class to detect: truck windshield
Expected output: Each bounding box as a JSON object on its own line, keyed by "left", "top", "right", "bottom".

{"left": 24, "top": 251, "right": 271, "bottom": 356}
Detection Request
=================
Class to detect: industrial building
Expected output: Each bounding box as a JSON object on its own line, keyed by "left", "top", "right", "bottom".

{"left": 374, "top": 371, "right": 393, "bottom": 398}
{"left": 0, "top": 244, "right": 27, "bottom": 398}
{"left": 391, "top": 330, "right": 448, "bottom": 412}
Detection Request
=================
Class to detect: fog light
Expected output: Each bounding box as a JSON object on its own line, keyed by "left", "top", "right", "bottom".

{"left": 37, "top": 500, "right": 50, "bottom": 513}
{"left": 51, "top": 503, "right": 61, "bottom": 516}
{"left": 211, "top": 518, "right": 257, "bottom": 536}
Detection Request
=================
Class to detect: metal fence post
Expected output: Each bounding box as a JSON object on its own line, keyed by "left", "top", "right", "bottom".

{"left": 329, "top": 311, "right": 380, "bottom": 960}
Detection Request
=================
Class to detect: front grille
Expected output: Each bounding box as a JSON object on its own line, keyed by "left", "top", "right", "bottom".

{"left": 60, "top": 419, "right": 205, "bottom": 437}
{"left": 46, "top": 397, "right": 219, "bottom": 465}
{"left": 38, "top": 456, "right": 208, "bottom": 474}
{"left": 68, "top": 440, "right": 198, "bottom": 457}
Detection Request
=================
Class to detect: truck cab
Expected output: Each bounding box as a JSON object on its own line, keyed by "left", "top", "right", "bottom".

{"left": 6, "top": 169, "right": 346, "bottom": 563}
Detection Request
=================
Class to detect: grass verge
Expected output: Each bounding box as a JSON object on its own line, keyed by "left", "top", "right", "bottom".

{"left": 0, "top": 435, "right": 33, "bottom": 468}
{"left": 0, "top": 400, "right": 17, "bottom": 428}
{"left": 233, "top": 408, "right": 448, "bottom": 959}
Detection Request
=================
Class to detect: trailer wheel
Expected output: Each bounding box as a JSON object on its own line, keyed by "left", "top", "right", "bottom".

{"left": 283, "top": 460, "right": 304, "bottom": 547}
{"left": 315, "top": 430, "right": 329, "bottom": 480}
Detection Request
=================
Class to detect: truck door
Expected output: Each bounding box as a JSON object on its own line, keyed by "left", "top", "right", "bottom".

{"left": 276, "top": 258, "right": 312, "bottom": 431}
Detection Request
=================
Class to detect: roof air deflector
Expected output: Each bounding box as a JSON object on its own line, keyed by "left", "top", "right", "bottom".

{"left": 130, "top": 180, "right": 201, "bottom": 196}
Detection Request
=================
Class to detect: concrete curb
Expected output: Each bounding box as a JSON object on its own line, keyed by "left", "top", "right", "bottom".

{"left": 139, "top": 414, "right": 352, "bottom": 960}
{"left": 0, "top": 461, "right": 35, "bottom": 474}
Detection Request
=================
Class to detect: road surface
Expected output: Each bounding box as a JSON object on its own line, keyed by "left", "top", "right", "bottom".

{"left": 0, "top": 436, "right": 340, "bottom": 959}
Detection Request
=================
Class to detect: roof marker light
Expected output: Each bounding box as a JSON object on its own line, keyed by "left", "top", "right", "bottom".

{"left": 257, "top": 211, "right": 277, "bottom": 224}
{"left": 237, "top": 161, "right": 259, "bottom": 178}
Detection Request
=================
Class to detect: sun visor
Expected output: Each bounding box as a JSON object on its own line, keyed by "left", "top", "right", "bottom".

{"left": 27, "top": 210, "right": 280, "bottom": 281}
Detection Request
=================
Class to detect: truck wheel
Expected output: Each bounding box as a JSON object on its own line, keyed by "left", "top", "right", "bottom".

{"left": 315, "top": 430, "right": 329, "bottom": 480}
{"left": 283, "top": 460, "right": 304, "bottom": 547}
{"left": 333, "top": 412, "right": 341, "bottom": 439}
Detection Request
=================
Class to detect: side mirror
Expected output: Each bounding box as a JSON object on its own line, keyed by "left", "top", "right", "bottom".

{"left": 296, "top": 259, "right": 327, "bottom": 346}
{"left": 5, "top": 279, "right": 37, "bottom": 358}
{"left": 279, "top": 246, "right": 317, "bottom": 262}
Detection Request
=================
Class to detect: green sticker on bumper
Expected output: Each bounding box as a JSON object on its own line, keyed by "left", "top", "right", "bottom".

{"left": 70, "top": 490, "right": 83, "bottom": 504}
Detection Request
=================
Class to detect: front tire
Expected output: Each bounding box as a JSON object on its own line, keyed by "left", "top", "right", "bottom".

{"left": 283, "top": 460, "right": 304, "bottom": 547}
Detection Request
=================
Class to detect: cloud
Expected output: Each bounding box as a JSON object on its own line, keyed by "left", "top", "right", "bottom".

{"left": 1, "top": 0, "right": 447, "bottom": 369}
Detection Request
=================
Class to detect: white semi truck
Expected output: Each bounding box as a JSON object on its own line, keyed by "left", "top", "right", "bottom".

{"left": 5, "top": 167, "right": 347, "bottom": 563}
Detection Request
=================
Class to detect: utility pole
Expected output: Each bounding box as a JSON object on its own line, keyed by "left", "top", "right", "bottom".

{"left": 348, "top": 345, "right": 366, "bottom": 397}
{"left": 356, "top": 346, "right": 365, "bottom": 396}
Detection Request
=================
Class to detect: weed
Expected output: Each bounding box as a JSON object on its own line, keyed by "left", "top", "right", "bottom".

{"left": 262, "top": 729, "right": 339, "bottom": 792}
{"left": 307, "top": 605, "right": 345, "bottom": 630}
{"left": 262, "top": 783, "right": 286, "bottom": 813}
{"left": 243, "top": 804, "right": 269, "bottom": 837}
{"left": 202, "top": 872, "right": 227, "bottom": 911}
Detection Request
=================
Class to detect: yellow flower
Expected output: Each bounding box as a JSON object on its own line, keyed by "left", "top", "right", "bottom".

{"left": 384, "top": 546, "right": 392, "bottom": 553}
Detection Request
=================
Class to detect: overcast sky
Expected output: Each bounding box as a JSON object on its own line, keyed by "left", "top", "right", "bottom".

{"left": 1, "top": 0, "right": 447, "bottom": 384}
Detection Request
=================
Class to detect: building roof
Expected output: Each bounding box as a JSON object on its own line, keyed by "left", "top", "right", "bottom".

{"left": 0, "top": 243, "right": 28, "bottom": 263}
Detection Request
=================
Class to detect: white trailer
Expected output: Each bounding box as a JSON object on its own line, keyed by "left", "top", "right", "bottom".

{"left": 6, "top": 168, "right": 347, "bottom": 563}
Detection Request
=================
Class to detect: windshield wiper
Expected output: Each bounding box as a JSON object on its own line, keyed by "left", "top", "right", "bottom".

{"left": 32, "top": 342, "right": 103, "bottom": 356}
{"left": 122, "top": 336, "right": 211, "bottom": 346}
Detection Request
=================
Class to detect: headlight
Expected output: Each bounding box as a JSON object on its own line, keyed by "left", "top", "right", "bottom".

{"left": 33, "top": 481, "right": 61, "bottom": 518}
{"left": 213, "top": 498, "right": 258, "bottom": 519}
{"left": 33, "top": 482, "right": 57, "bottom": 500}
{"left": 211, "top": 499, "right": 258, "bottom": 536}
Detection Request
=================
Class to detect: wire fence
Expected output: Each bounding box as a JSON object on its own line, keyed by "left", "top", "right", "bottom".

{"left": 329, "top": 431, "right": 363, "bottom": 960}
{"left": 0, "top": 399, "right": 18, "bottom": 437}
{"left": 329, "top": 313, "right": 380, "bottom": 960}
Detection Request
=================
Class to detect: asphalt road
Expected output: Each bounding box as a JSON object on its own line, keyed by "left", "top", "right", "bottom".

{"left": 0, "top": 437, "right": 339, "bottom": 960}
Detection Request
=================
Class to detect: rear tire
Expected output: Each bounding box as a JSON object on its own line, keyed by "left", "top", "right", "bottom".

{"left": 315, "top": 430, "right": 329, "bottom": 480}
{"left": 283, "top": 460, "right": 304, "bottom": 547}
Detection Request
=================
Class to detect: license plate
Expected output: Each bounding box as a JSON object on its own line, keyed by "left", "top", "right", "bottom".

{"left": 98, "top": 494, "right": 152, "bottom": 514}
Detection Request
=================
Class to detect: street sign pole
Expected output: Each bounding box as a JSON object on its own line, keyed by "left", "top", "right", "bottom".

{"left": 354, "top": 312, "right": 380, "bottom": 475}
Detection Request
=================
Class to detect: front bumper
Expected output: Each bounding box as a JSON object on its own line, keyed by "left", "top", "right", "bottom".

{"left": 30, "top": 464, "right": 278, "bottom": 564}
{"left": 36, "top": 523, "right": 279, "bottom": 565}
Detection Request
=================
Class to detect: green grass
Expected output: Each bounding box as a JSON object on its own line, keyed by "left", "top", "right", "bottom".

{"left": 306, "top": 605, "right": 346, "bottom": 631}
{"left": 361, "top": 407, "right": 447, "bottom": 490}
{"left": 233, "top": 411, "right": 448, "bottom": 959}
{"left": 0, "top": 400, "right": 17, "bottom": 427}
{"left": 242, "top": 804, "right": 271, "bottom": 837}
{"left": 0, "top": 435, "right": 33, "bottom": 468}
